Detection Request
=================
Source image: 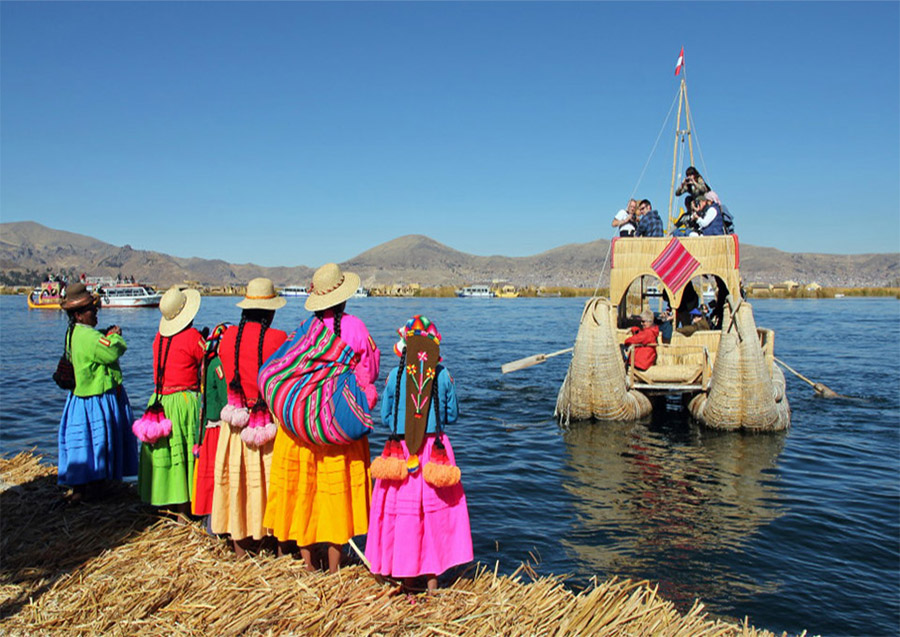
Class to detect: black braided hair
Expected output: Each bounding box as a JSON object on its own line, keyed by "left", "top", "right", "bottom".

{"left": 229, "top": 314, "right": 248, "bottom": 394}
{"left": 315, "top": 301, "right": 345, "bottom": 339}
{"left": 391, "top": 348, "right": 407, "bottom": 435}
{"left": 430, "top": 366, "right": 442, "bottom": 432}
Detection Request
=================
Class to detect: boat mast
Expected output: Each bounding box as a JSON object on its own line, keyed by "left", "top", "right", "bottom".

{"left": 666, "top": 77, "right": 695, "bottom": 231}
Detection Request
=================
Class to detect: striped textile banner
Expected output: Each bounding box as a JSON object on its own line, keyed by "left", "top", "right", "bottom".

{"left": 650, "top": 237, "right": 700, "bottom": 294}
{"left": 258, "top": 317, "right": 373, "bottom": 445}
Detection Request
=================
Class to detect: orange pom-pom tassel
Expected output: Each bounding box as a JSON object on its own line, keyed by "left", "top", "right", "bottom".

{"left": 423, "top": 461, "right": 461, "bottom": 487}
{"left": 371, "top": 455, "right": 408, "bottom": 481}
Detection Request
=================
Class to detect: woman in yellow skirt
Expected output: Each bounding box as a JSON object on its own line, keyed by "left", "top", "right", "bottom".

{"left": 210, "top": 278, "right": 287, "bottom": 556}
{"left": 262, "top": 263, "right": 380, "bottom": 572}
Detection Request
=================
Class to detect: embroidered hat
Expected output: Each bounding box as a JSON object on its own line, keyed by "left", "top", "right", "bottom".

{"left": 60, "top": 282, "right": 100, "bottom": 311}
{"left": 305, "top": 263, "right": 360, "bottom": 312}
{"left": 159, "top": 285, "right": 202, "bottom": 337}
{"left": 393, "top": 315, "right": 442, "bottom": 357}
{"left": 237, "top": 277, "right": 286, "bottom": 310}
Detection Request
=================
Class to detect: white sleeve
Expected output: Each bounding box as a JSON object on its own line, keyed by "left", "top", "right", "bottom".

{"left": 697, "top": 206, "right": 718, "bottom": 229}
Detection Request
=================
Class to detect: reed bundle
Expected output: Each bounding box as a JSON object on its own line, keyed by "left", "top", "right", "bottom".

{"left": 1, "top": 452, "right": 795, "bottom": 636}
{"left": 556, "top": 297, "right": 652, "bottom": 424}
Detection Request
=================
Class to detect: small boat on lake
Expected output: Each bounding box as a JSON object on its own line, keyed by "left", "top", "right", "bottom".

{"left": 353, "top": 286, "right": 370, "bottom": 298}
{"left": 495, "top": 285, "right": 519, "bottom": 298}
{"left": 281, "top": 285, "right": 309, "bottom": 297}
{"left": 26, "top": 281, "right": 65, "bottom": 310}
{"left": 457, "top": 285, "right": 495, "bottom": 298}
{"left": 553, "top": 64, "right": 789, "bottom": 432}
{"left": 93, "top": 280, "right": 162, "bottom": 308}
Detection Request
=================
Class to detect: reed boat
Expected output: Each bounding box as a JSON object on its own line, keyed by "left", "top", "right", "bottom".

{"left": 495, "top": 285, "right": 519, "bottom": 298}
{"left": 26, "top": 280, "right": 64, "bottom": 309}
{"left": 554, "top": 58, "right": 789, "bottom": 432}
{"left": 554, "top": 235, "right": 790, "bottom": 431}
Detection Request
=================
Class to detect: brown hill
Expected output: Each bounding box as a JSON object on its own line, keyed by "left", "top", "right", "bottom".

{"left": 1, "top": 221, "right": 897, "bottom": 288}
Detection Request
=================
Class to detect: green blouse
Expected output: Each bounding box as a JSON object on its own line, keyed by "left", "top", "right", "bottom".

{"left": 69, "top": 324, "right": 127, "bottom": 397}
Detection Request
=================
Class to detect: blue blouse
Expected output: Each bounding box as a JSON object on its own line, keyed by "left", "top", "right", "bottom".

{"left": 380, "top": 364, "right": 459, "bottom": 434}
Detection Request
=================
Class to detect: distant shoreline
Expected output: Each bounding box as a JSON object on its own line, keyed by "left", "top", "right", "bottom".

{"left": 3, "top": 285, "right": 898, "bottom": 299}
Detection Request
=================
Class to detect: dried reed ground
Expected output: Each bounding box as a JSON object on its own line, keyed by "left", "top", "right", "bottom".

{"left": 0, "top": 452, "right": 798, "bottom": 636}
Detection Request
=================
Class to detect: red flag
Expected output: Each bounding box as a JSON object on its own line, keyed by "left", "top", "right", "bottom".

{"left": 674, "top": 47, "right": 684, "bottom": 76}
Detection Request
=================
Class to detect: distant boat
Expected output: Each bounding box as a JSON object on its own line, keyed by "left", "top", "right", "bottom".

{"left": 281, "top": 285, "right": 309, "bottom": 297}
{"left": 353, "top": 286, "right": 370, "bottom": 298}
{"left": 702, "top": 284, "right": 716, "bottom": 304}
{"left": 457, "top": 285, "right": 495, "bottom": 298}
{"left": 26, "top": 280, "right": 64, "bottom": 310}
{"left": 95, "top": 282, "right": 162, "bottom": 308}
{"left": 495, "top": 285, "right": 519, "bottom": 298}
{"left": 834, "top": 293, "right": 845, "bottom": 298}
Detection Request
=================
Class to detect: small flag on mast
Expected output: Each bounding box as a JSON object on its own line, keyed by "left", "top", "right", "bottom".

{"left": 674, "top": 47, "right": 684, "bottom": 76}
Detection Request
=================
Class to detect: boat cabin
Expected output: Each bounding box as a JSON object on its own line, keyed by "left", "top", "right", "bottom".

{"left": 610, "top": 235, "right": 774, "bottom": 393}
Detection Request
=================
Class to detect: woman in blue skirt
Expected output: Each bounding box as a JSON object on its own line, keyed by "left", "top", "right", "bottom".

{"left": 57, "top": 283, "right": 138, "bottom": 502}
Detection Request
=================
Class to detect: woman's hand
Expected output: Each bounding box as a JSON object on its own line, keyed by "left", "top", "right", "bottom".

{"left": 106, "top": 325, "right": 122, "bottom": 336}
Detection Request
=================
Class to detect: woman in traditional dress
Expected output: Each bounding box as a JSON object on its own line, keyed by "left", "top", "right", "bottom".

{"left": 191, "top": 323, "right": 229, "bottom": 519}
{"left": 57, "top": 283, "right": 138, "bottom": 502}
{"left": 366, "top": 316, "right": 472, "bottom": 594}
{"left": 262, "top": 263, "right": 380, "bottom": 572}
{"left": 210, "top": 278, "right": 287, "bottom": 556}
{"left": 135, "top": 286, "right": 205, "bottom": 517}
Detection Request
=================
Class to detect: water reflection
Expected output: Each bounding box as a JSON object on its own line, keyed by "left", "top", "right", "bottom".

{"left": 560, "top": 413, "right": 786, "bottom": 608}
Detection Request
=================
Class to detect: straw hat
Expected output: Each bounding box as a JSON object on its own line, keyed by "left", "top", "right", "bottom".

{"left": 60, "top": 282, "right": 99, "bottom": 311}
{"left": 158, "top": 285, "right": 201, "bottom": 337}
{"left": 305, "top": 263, "right": 360, "bottom": 312}
{"left": 237, "top": 277, "right": 286, "bottom": 310}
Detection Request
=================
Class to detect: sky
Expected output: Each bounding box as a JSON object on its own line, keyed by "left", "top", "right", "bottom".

{"left": 2, "top": 1, "right": 898, "bottom": 268}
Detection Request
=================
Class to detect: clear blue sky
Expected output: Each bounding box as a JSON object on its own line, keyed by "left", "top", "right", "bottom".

{"left": 2, "top": 1, "right": 898, "bottom": 267}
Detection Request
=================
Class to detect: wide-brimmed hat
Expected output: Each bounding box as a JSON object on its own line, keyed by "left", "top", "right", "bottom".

{"left": 237, "top": 277, "right": 286, "bottom": 310}
{"left": 305, "top": 263, "right": 360, "bottom": 312}
{"left": 158, "top": 285, "right": 202, "bottom": 337}
{"left": 60, "top": 282, "right": 99, "bottom": 311}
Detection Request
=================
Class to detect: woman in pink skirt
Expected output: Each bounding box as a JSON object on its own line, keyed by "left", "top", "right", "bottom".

{"left": 366, "top": 316, "right": 472, "bottom": 594}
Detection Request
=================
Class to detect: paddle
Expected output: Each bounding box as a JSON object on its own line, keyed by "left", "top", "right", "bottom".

{"left": 501, "top": 347, "right": 574, "bottom": 374}
{"left": 774, "top": 356, "right": 842, "bottom": 398}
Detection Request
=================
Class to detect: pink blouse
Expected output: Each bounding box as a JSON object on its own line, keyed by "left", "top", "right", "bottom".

{"left": 319, "top": 310, "right": 381, "bottom": 409}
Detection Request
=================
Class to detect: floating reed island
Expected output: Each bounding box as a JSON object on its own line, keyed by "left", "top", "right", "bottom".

{"left": 1, "top": 452, "right": 799, "bottom": 636}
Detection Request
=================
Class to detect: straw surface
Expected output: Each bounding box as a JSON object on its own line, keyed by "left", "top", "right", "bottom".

{"left": 1, "top": 452, "right": 797, "bottom": 636}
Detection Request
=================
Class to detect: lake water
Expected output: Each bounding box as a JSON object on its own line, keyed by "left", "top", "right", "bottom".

{"left": 1, "top": 295, "right": 898, "bottom": 636}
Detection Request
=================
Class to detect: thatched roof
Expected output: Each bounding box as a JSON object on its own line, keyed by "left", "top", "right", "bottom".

{"left": 0, "top": 451, "right": 795, "bottom": 636}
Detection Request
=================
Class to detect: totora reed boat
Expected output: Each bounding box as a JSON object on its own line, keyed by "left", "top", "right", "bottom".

{"left": 552, "top": 58, "right": 789, "bottom": 432}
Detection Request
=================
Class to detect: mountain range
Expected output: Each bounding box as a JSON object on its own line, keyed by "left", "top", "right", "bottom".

{"left": 1, "top": 221, "right": 897, "bottom": 288}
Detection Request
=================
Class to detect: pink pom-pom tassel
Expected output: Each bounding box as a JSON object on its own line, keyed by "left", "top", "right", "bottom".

{"left": 219, "top": 403, "right": 235, "bottom": 424}
{"left": 230, "top": 407, "right": 250, "bottom": 428}
{"left": 255, "top": 421, "right": 277, "bottom": 446}
{"left": 158, "top": 417, "right": 173, "bottom": 438}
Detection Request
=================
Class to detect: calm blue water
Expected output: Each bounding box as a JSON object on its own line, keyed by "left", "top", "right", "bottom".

{"left": 1, "top": 295, "right": 898, "bottom": 636}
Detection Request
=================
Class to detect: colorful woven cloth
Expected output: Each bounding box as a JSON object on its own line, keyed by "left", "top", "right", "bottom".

{"left": 259, "top": 317, "right": 373, "bottom": 445}
{"left": 651, "top": 237, "right": 700, "bottom": 294}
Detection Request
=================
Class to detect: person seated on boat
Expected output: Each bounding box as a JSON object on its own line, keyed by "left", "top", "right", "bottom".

{"left": 657, "top": 307, "right": 674, "bottom": 344}
{"left": 676, "top": 308, "right": 711, "bottom": 337}
{"left": 611, "top": 199, "right": 638, "bottom": 237}
{"left": 635, "top": 200, "right": 664, "bottom": 237}
{"left": 688, "top": 197, "right": 725, "bottom": 236}
{"left": 671, "top": 198, "right": 699, "bottom": 237}
{"left": 675, "top": 166, "right": 721, "bottom": 207}
{"left": 622, "top": 310, "right": 659, "bottom": 370}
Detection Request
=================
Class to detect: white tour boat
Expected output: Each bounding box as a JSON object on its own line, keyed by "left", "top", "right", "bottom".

{"left": 457, "top": 285, "right": 495, "bottom": 298}
{"left": 281, "top": 285, "right": 309, "bottom": 297}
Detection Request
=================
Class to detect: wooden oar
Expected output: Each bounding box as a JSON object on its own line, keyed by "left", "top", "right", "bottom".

{"left": 774, "top": 356, "right": 841, "bottom": 398}
{"left": 501, "top": 347, "right": 574, "bottom": 374}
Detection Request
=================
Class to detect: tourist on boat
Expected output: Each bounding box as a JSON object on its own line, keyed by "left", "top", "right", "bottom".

{"left": 57, "top": 283, "right": 138, "bottom": 502}
{"left": 210, "top": 278, "right": 287, "bottom": 556}
{"left": 689, "top": 197, "right": 725, "bottom": 236}
{"left": 676, "top": 308, "right": 711, "bottom": 336}
{"left": 675, "top": 166, "right": 720, "bottom": 206}
{"left": 623, "top": 310, "right": 659, "bottom": 370}
{"left": 611, "top": 199, "right": 637, "bottom": 237}
{"left": 366, "top": 315, "right": 472, "bottom": 596}
{"left": 635, "top": 200, "right": 664, "bottom": 237}
{"left": 136, "top": 285, "right": 205, "bottom": 518}
{"left": 191, "top": 323, "right": 229, "bottom": 520}
{"left": 261, "top": 263, "right": 380, "bottom": 572}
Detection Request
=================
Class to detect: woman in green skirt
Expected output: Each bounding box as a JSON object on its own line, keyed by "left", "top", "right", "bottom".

{"left": 135, "top": 286, "right": 205, "bottom": 516}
